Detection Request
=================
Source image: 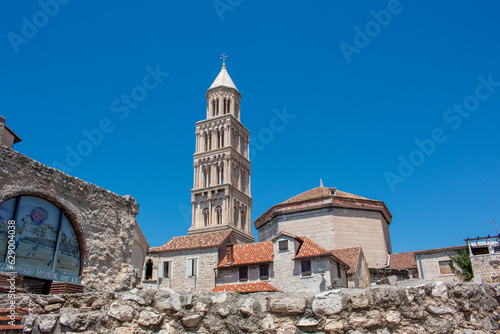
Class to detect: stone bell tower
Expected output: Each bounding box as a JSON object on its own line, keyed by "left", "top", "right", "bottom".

{"left": 188, "top": 56, "right": 254, "bottom": 244}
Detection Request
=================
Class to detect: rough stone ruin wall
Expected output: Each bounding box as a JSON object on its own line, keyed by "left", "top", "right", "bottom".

{"left": 4, "top": 281, "right": 500, "bottom": 333}
{"left": 0, "top": 146, "right": 144, "bottom": 291}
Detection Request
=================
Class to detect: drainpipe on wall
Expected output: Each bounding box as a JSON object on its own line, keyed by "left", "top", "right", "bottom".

{"left": 213, "top": 268, "right": 217, "bottom": 289}
{"left": 156, "top": 254, "right": 160, "bottom": 289}
{"left": 417, "top": 254, "right": 424, "bottom": 279}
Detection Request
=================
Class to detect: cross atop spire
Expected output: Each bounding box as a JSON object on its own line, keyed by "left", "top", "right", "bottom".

{"left": 220, "top": 53, "right": 228, "bottom": 66}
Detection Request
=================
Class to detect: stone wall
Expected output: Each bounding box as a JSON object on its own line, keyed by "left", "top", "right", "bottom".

{"left": 471, "top": 255, "right": 500, "bottom": 283}
{"left": 0, "top": 146, "right": 149, "bottom": 291}
{"left": 3, "top": 281, "right": 500, "bottom": 333}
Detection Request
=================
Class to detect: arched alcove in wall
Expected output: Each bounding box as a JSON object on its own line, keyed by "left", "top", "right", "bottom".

{"left": 0, "top": 195, "right": 83, "bottom": 283}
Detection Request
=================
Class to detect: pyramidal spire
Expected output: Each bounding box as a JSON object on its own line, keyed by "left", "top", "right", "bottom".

{"left": 209, "top": 53, "right": 238, "bottom": 91}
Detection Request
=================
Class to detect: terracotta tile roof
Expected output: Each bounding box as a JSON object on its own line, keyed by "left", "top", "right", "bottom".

{"left": 389, "top": 251, "right": 417, "bottom": 270}
{"left": 294, "top": 236, "right": 331, "bottom": 259}
{"left": 330, "top": 247, "right": 362, "bottom": 275}
{"left": 414, "top": 245, "right": 467, "bottom": 255}
{"left": 211, "top": 281, "right": 281, "bottom": 293}
{"left": 218, "top": 241, "right": 273, "bottom": 267}
{"left": 148, "top": 231, "right": 232, "bottom": 253}
{"left": 282, "top": 186, "right": 372, "bottom": 205}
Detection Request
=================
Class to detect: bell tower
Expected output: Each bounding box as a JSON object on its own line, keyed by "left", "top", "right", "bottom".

{"left": 189, "top": 56, "right": 254, "bottom": 243}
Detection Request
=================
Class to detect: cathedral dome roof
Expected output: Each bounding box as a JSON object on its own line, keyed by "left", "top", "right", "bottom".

{"left": 254, "top": 184, "right": 392, "bottom": 230}
{"left": 281, "top": 186, "right": 372, "bottom": 205}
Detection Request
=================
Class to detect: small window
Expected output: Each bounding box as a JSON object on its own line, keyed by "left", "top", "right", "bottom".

{"left": 259, "top": 265, "right": 269, "bottom": 279}
{"left": 239, "top": 266, "right": 248, "bottom": 281}
{"left": 145, "top": 259, "right": 153, "bottom": 280}
{"left": 278, "top": 240, "right": 288, "bottom": 251}
{"left": 163, "top": 261, "right": 171, "bottom": 278}
{"left": 301, "top": 260, "right": 311, "bottom": 276}
{"left": 439, "top": 260, "right": 454, "bottom": 275}
{"left": 187, "top": 258, "right": 198, "bottom": 277}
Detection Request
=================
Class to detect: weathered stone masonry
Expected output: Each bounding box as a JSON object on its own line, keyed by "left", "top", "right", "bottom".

{"left": 3, "top": 281, "right": 500, "bottom": 333}
{"left": 0, "top": 146, "right": 149, "bottom": 291}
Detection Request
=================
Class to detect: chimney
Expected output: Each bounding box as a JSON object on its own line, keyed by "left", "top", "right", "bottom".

{"left": 226, "top": 244, "right": 234, "bottom": 265}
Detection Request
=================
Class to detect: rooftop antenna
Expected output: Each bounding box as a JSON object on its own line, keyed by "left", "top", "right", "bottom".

{"left": 486, "top": 218, "right": 498, "bottom": 236}
{"left": 220, "top": 53, "right": 228, "bottom": 66}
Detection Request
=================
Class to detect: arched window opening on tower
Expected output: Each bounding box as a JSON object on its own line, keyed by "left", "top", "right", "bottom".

{"left": 216, "top": 207, "right": 222, "bottom": 225}
{"left": 221, "top": 131, "right": 224, "bottom": 147}
{"left": 212, "top": 100, "right": 216, "bottom": 117}
{"left": 216, "top": 130, "right": 221, "bottom": 148}
{"left": 242, "top": 171, "right": 246, "bottom": 193}
{"left": 208, "top": 133, "right": 212, "bottom": 151}
{"left": 216, "top": 165, "right": 220, "bottom": 185}
{"left": 203, "top": 209, "right": 209, "bottom": 227}
{"left": 233, "top": 206, "right": 238, "bottom": 226}
{"left": 202, "top": 167, "right": 208, "bottom": 187}
{"left": 207, "top": 166, "right": 211, "bottom": 186}
{"left": 220, "top": 164, "right": 224, "bottom": 184}
{"left": 241, "top": 210, "right": 246, "bottom": 230}
{"left": 204, "top": 133, "right": 209, "bottom": 152}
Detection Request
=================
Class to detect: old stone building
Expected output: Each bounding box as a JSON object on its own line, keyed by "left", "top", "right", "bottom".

{"left": 0, "top": 117, "right": 149, "bottom": 293}
{"left": 414, "top": 245, "right": 467, "bottom": 282}
{"left": 254, "top": 184, "right": 393, "bottom": 269}
{"left": 331, "top": 246, "right": 370, "bottom": 288}
{"left": 144, "top": 231, "right": 235, "bottom": 293}
{"left": 467, "top": 235, "right": 500, "bottom": 283}
{"left": 213, "top": 231, "right": 349, "bottom": 293}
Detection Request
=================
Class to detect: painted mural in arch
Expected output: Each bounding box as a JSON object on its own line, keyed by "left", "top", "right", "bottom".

{"left": 0, "top": 196, "right": 81, "bottom": 282}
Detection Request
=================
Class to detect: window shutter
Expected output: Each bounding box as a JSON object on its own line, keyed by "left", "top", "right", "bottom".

{"left": 187, "top": 259, "right": 193, "bottom": 277}
{"left": 158, "top": 261, "right": 164, "bottom": 278}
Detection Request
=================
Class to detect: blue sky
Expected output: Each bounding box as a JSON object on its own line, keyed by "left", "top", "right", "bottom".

{"left": 2, "top": 0, "right": 500, "bottom": 253}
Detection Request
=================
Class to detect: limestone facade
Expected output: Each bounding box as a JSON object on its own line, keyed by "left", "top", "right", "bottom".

{"left": 189, "top": 64, "right": 253, "bottom": 244}
{"left": 0, "top": 145, "right": 149, "bottom": 292}
{"left": 255, "top": 186, "right": 393, "bottom": 269}
{"left": 145, "top": 248, "right": 219, "bottom": 293}
{"left": 471, "top": 256, "right": 500, "bottom": 283}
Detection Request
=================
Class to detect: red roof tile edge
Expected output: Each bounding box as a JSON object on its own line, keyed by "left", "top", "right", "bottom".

{"left": 148, "top": 231, "right": 232, "bottom": 253}
{"left": 414, "top": 245, "right": 467, "bottom": 255}
{"left": 211, "top": 281, "right": 281, "bottom": 293}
